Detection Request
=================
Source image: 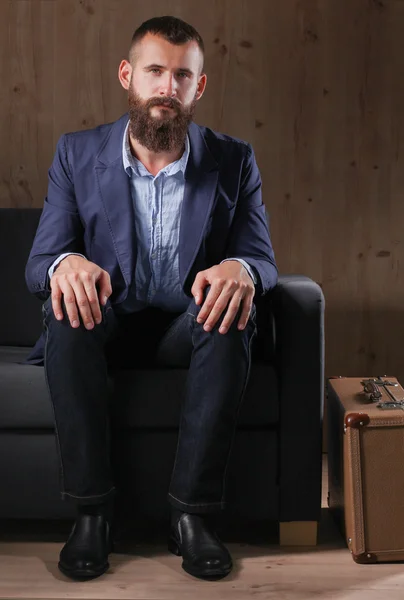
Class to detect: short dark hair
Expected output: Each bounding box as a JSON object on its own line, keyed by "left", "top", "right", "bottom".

{"left": 129, "top": 16, "right": 205, "bottom": 74}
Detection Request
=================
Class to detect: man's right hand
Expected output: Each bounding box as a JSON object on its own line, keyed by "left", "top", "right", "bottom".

{"left": 50, "top": 255, "right": 112, "bottom": 329}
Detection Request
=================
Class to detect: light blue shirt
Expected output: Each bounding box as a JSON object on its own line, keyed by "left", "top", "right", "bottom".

{"left": 49, "top": 120, "right": 256, "bottom": 312}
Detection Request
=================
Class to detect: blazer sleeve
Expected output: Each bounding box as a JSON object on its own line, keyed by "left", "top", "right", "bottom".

{"left": 25, "top": 134, "right": 85, "bottom": 301}
{"left": 224, "top": 144, "right": 278, "bottom": 296}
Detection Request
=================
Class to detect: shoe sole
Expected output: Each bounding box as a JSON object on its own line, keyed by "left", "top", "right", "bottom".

{"left": 168, "top": 535, "right": 232, "bottom": 580}
{"left": 58, "top": 560, "right": 109, "bottom": 580}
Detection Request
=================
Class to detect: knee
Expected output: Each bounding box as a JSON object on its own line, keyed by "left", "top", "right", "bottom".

{"left": 189, "top": 285, "right": 256, "bottom": 330}
{"left": 188, "top": 285, "right": 212, "bottom": 317}
{"left": 42, "top": 295, "right": 73, "bottom": 323}
{"left": 42, "top": 295, "right": 113, "bottom": 328}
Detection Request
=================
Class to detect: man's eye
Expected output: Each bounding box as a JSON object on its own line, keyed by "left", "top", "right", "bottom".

{"left": 151, "top": 68, "right": 161, "bottom": 74}
{"left": 178, "top": 72, "right": 188, "bottom": 78}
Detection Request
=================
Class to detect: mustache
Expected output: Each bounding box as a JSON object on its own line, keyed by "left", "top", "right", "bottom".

{"left": 146, "top": 97, "right": 181, "bottom": 111}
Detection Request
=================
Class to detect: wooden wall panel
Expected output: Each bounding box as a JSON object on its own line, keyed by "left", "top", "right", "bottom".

{"left": 1, "top": 0, "right": 404, "bottom": 390}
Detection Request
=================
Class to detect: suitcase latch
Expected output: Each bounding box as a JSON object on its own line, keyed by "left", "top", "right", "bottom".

{"left": 361, "top": 377, "right": 404, "bottom": 410}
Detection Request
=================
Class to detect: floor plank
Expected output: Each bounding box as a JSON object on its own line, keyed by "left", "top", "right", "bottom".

{"left": 1, "top": 456, "right": 404, "bottom": 600}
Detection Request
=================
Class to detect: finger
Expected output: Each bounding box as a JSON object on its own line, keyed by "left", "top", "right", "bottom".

{"left": 204, "top": 291, "right": 238, "bottom": 333}
{"left": 201, "top": 286, "right": 234, "bottom": 331}
{"left": 216, "top": 291, "right": 244, "bottom": 334}
{"left": 98, "top": 270, "right": 112, "bottom": 306}
{"left": 57, "top": 278, "right": 81, "bottom": 328}
{"left": 191, "top": 272, "right": 207, "bottom": 305}
{"left": 50, "top": 280, "right": 64, "bottom": 321}
{"left": 196, "top": 283, "right": 222, "bottom": 325}
{"left": 80, "top": 271, "right": 102, "bottom": 325}
{"left": 68, "top": 275, "right": 95, "bottom": 330}
{"left": 237, "top": 294, "right": 254, "bottom": 331}
{"left": 194, "top": 291, "right": 203, "bottom": 305}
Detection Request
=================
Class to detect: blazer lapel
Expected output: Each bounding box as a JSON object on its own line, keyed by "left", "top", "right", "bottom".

{"left": 180, "top": 122, "right": 219, "bottom": 288}
{"left": 95, "top": 114, "right": 136, "bottom": 287}
{"left": 94, "top": 115, "right": 219, "bottom": 294}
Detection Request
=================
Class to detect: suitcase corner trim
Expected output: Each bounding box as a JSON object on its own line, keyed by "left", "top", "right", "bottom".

{"left": 345, "top": 412, "right": 370, "bottom": 430}
{"left": 352, "top": 551, "right": 378, "bottom": 564}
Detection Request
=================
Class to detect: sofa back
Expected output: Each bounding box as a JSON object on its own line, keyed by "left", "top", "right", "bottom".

{"left": 0, "top": 208, "right": 43, "bottom": 346}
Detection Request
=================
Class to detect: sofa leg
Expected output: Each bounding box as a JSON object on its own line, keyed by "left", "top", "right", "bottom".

{"left": 279, "top": 521, "right": 318, "bottom": 546}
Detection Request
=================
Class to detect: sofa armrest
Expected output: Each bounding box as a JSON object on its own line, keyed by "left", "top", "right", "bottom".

{"left": 270, "top": 275, "right": 325, "bottom": 522}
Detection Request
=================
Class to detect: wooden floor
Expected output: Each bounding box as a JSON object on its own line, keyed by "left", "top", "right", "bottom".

{"left": 1, "top": 456, "right": 404, "bottom": 600}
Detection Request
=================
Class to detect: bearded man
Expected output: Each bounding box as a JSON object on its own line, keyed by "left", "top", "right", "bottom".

{"left": 25, "top": 15, "right": 278, "bottom": 582}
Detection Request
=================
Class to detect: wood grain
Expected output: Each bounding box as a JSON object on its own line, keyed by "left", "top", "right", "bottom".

{"left": 1, "top": 0, "right": 403, "bottom": 405}
{"left": 1, "top": 459, "right": 404, "bottom": 599}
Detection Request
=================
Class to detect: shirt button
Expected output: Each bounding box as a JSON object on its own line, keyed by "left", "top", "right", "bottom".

{"left": 151, "top": 252, "right": 157, "bottom": 259}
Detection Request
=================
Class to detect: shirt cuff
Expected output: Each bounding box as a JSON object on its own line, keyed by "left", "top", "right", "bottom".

{"left": 48, "top": 253, "right": 86, "bottom": 280}
{"left": 220, "top": 258, "right": 257, "bottom": 285}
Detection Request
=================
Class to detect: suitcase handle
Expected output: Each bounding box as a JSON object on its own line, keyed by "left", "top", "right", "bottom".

{"left": 361, "top": 378, "right": 404, "bottom": 410}
{"left": 362, "top": 380, "right": 382, "bottom": 402}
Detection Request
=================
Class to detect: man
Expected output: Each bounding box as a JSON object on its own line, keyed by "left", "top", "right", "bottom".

{"left": 25, "top": 16, "right": 278, "bottom": 581}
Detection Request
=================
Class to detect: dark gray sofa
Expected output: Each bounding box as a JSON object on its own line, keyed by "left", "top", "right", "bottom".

{"left": 0, "top": 208, "right": 324, "bottom": 543}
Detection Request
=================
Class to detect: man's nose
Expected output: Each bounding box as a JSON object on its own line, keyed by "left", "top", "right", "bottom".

{"left": 159, "top": 73, "right": 177, "bottom": 97}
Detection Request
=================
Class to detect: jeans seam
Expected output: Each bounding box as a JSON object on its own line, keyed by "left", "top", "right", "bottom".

{"left": 62, "top": 488, "right": 115, "bottom": 501}
{"left": 168, "top": 312, "right": 196, "bottom": 501}
{"left": 168, "top": 493, "right": 223, "bottom": 507}
{"left": 220, "top": 321, "right": 258, "bottom": 504}
{"left": 42, "top": 303, "right": 67, "bottom": 497}
{"left": 159, "top": 312, "right": 189, "bottom": 346}
{"left": 102, "top": 305, "right": 113, "bottom": 333}
{"left": 43, "top": 300, "right": 115, "bottom": 500}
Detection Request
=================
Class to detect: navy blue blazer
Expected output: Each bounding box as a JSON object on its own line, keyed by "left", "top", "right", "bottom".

{"left": 25, "top": 113, "right": 278, "bottom": 362}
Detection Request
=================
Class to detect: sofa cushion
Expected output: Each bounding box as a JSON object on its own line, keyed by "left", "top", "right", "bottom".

{"left": 0, "top": 347, "right": 279, "bottom": 430}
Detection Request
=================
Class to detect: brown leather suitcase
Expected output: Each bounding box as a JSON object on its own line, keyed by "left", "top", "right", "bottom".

{"left": 327, "top": 376, "right": 404, "bottom": 563}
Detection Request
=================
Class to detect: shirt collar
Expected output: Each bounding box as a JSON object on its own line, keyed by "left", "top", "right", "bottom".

{"left": 122, "top": 119, "right": 190, "bottom": 178}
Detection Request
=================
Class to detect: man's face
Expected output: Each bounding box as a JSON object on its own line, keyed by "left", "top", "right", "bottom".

{"left": 120, "top": 33, "right": 206, "bottom": 153}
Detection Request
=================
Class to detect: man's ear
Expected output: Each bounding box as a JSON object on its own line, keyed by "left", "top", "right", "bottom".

{"left": 118, "top": 60, "right": 132, "bottom": 91}
{"left": 196, "top": 73, "right": 207, "bottom": 101}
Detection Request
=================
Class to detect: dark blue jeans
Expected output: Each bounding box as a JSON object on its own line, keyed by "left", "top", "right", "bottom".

{"left": 42, "top": 287, "right": 257, "bottom": 514}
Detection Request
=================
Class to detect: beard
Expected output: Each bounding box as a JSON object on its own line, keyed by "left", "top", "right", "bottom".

{"left": 128, "top": 83, "right": 197, "bottom": 153}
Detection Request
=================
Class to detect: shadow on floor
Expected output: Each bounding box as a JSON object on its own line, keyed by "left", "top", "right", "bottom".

{"left": 0, "top": 506, "right": 346, "bottom": 556}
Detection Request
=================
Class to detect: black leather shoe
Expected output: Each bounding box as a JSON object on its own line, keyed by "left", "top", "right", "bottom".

{"left": 58, "top": 514, "right": 113, "bottom": 580}
{"left": 168, "top": 512, "right": 232, "bottom": 580}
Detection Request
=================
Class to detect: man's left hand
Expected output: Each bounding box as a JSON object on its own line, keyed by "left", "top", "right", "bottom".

{"left": 191, "top": 261, "right": 255, "bottom": 335}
